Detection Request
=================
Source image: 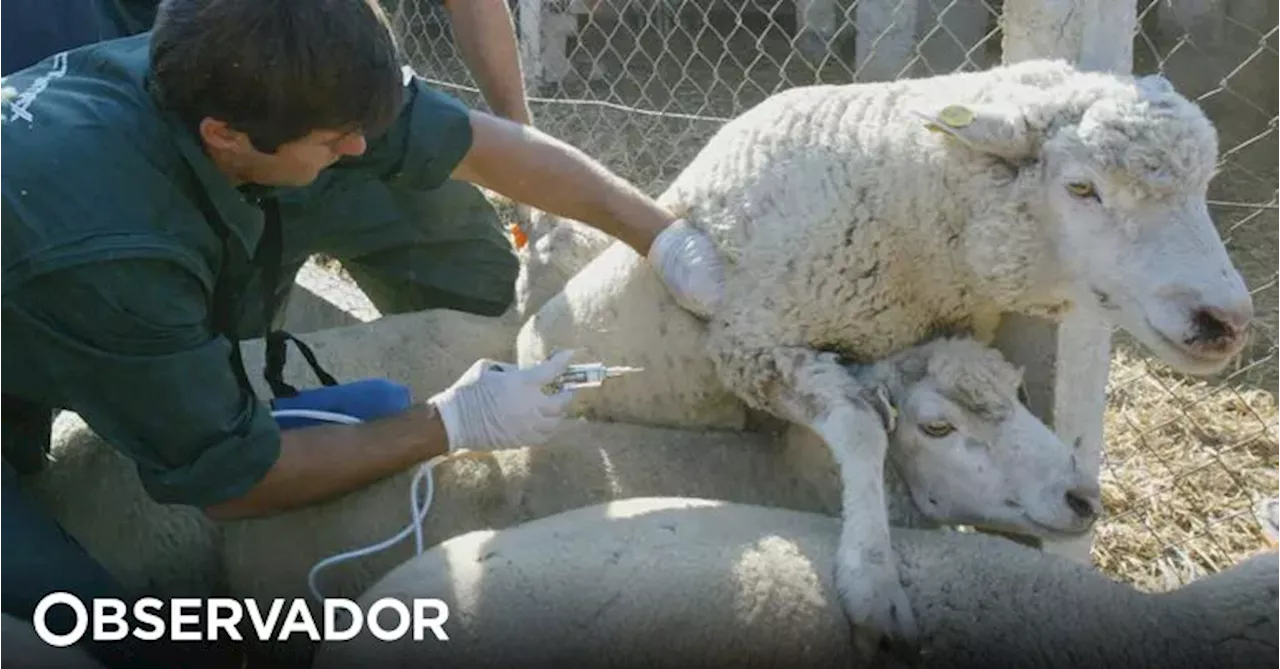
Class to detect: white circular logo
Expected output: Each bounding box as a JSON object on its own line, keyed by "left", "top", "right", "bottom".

{"left": 32, "top": 592, "right": 88, "bottom": 647}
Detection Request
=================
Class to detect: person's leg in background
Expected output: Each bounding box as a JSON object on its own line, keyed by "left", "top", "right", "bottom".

{"left": 0, "top": 457, "right": 190, "bottom": 665}
{"left": 275, "top": 178, "right": 519, "bottom": 322}
{"left": 0, "top": 401, "right": 201, "bottom": 669}
{"left": 231, "top": 177, "right": 515, "bottom": 421}
{"left": 340, "top": 179, "right": 518, "bottom": 318}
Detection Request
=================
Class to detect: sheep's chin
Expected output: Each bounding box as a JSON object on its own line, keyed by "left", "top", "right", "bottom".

{"left": 967, "top": 514, "right": 1094, "bottom": 541}
{"left": 908, "top": 491, "right": 1092, "bottom": 541}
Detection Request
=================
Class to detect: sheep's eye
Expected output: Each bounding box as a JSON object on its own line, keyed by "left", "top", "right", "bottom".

{"left": 920, "top": 421, "right": 956, "bottom": 438}
{"left": 1066, "top": 182, "right": 1098, "bottom": 200}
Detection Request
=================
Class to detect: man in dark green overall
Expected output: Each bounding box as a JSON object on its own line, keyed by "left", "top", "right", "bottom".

{"left": 0, "top": 1, "right": 726, "bottom": 666}
{"left": 3, "top": 0, "right": 545, "bottom": 328}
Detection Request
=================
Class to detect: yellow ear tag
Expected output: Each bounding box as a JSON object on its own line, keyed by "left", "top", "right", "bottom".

{"left": 937, "top": 104, "right": 975, "bottom": 128}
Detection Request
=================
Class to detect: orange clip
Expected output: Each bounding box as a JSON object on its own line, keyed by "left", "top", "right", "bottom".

{"left": 510, "top": 222, "right": 528, "bottom": 250}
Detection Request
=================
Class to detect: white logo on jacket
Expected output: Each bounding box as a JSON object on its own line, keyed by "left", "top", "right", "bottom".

{"left": 1, "top": 51, "right": 70, "bottom": 125}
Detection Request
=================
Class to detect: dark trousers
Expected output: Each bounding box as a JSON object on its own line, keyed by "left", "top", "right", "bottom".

{"left": 1, "top": 457, "right": 183, "bottom": 668}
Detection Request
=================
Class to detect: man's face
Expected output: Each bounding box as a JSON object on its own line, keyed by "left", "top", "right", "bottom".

{"left": 242, "top": 129, "right": 369, "bottom": 187}
{"left": 200, "top": 118, "right": 369, "bottom": 187}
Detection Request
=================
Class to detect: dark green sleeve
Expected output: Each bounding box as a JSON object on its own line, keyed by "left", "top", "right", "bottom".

{"left": 3, "top": 258, "right": 282, "bottom": 507}
{"left": 345, "top": 71, "right": 476, "bottom": 190}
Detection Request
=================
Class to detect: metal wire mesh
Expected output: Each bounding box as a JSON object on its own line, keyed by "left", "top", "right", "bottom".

{"left": 1095, "top": 0, "right": 1278, "bottom": 590}
{"left": 390, "top": 0, "right": 1008, "bottom": 193}
{"left": 386, "top": 0, "right": 1278, "bottom": 590}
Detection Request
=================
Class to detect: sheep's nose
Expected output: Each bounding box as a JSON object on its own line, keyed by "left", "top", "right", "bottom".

{"left": 1186, "top": 296, "right": 1253, "bottom": 348}
{"left": 1064, "top": 486, "right": 1101, "bottom": 521}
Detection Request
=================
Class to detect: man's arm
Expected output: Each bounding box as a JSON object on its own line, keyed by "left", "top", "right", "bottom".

{"left": 352, "top": 76, "right": 726, "bottom": 316}
{"left": 450, "top": 110, "right": 675, "bottom": 255}
{"left": 356, "top": 76, "right": 673, "bottom": 255}
{"left": 3, "top": 258, "right": 450, "bottom": 520}
{"left": 441, "top": 0, "right": 533, "bottom": 125}
{"left": 203, "top": 404, "right": 449, "bottom": 520}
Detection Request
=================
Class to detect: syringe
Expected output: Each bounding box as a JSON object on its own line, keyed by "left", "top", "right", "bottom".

{"left": 549, "top": 363, "right": 644, "bottom": 391}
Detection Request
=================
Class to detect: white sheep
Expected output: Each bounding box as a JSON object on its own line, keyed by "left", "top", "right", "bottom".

{"left": 216, "top": 335, "right": 1095, "bottom": 666}
{"left": 313, "top": 496, "right": 1280, "bottom": 669}
{"left": 515, "top": 57, "right": 1256, "bottom": 648}
{"left": 509, "top": 207, "right": 616, "bottom": 322}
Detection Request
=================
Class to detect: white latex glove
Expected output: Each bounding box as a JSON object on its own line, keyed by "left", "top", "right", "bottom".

{"left": 427, "top": 350, "right": 578, "bottom": 451}
{"left": 647, "top": 218, "right": 726, "bottom": 319}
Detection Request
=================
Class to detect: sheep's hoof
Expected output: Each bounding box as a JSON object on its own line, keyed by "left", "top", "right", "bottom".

{"left": 837, "top": 565, "right": 922, "bottom": 663}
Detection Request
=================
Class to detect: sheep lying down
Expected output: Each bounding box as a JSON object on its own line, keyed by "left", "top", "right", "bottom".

{"left": 226, "top": 336, "right": 1098, "bottom": 668}
{"left": 222, "top": 336, "right": 1098, "bottom": 607}
{"left": 24, "top": 332, "right": 1098, "bottom": 646}
{"left": 313, "top": 497, "right": 1279, "bottom": 669}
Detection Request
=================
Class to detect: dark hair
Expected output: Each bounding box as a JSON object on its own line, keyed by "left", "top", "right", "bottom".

{"left": 148, "top": 0, "right": 404, "bottom": 153}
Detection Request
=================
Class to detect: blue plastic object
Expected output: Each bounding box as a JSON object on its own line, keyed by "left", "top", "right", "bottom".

{"left": 270, "top": 378, "right": 413, "bottom": 430}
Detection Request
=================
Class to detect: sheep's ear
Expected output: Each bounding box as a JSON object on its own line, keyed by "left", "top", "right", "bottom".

{"left": 910, "top": 103, "right": 1037, "bottom": 161}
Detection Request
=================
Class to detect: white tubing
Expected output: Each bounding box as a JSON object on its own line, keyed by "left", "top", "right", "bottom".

{"left": 269, "top": 408, "right": 452, "bottom": 604}
{"left": 269, "top": 409, "right": 365, "bottom": 426}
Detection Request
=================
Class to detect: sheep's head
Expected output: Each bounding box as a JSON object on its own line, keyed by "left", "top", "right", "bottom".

{"left": 854, "top": 337, "right": 1100, "bottom": 539}
{"left": 917, "top": 72, "right": 1253, "bottom": 375}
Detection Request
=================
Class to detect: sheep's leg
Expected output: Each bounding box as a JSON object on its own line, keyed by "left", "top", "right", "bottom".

{"left": 816, "top": 400, "right": 921, "bottom": 658}
{"left": 708, "top": 343, "right": 920, "bottom": 656}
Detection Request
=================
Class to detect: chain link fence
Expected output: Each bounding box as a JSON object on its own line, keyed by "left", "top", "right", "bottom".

{"left": 1099, "top": 0, "right": 1277, "bottom": 590}
{"left": 386, "top": 0, "right": 1278, "bottom": 591}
